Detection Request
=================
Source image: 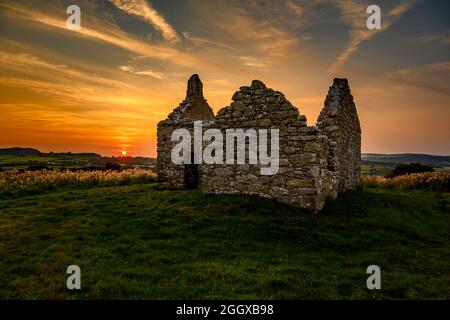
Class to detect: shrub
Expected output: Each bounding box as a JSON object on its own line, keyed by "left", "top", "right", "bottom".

{"left": 361, "top": 170, "right": 450, "bottom": 192}
{"left": 386, "top": 163, "right": 433, "bottom": 178}
{"left": 105, "top": 162, "right": 122, "bottom": 171}
{"left": 27, "top": 165, "right": 50, "bottom": 171}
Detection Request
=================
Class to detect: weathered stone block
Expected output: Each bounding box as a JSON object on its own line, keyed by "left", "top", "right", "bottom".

{"left": 304, "top": 141, "right": 323, "bottom": 153}
{"left": 286, "top": 179, "right": 315, "bottom": 188}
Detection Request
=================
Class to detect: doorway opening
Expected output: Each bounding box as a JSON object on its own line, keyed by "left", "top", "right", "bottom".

{"left": 184, "top": 153, "right": 199, "bottom": 188}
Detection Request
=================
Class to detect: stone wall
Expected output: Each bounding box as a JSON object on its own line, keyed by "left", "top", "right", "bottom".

{"left": 200, "top": 80, "right": 330, "bottom": 211}
{"left": 156, "top": 74, "right": 215, "bottom": 188}
{"left": 317, "top": 78, "right": 362, "bottom": 197}
{"left": 156, "top": 75, "right": 361, "bottom": 212}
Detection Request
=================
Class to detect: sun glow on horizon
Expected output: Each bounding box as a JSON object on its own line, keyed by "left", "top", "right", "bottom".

{"left": 0, "top": 1, "right": 448, "bottom": 156}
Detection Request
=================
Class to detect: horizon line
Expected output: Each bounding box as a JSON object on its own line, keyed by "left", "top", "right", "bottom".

{"left": 1, "top": 146, "right": 449, "bottom": 158}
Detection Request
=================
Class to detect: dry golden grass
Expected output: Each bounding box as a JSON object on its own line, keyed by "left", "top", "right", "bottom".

{"left": 2, "top": 168, "right": 449, "bottom": 195}
{"left": 361, "top": 170, "right": 450, "bottom": 192}
{"left": 0, "top": 168, "right": 157, "bottom": 194}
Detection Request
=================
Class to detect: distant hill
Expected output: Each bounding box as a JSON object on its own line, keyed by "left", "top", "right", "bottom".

{"left": 362, "top": 153, "right": 450, "bottom": 168}
{"left": 0, "top": 147, "right": 154, "bottom": 170}
{"left": 0, "top": 147, "right": 101, "bottom": 158}
{"left": 0, "top": 147, "right": 41, "bottom": 156}
{"left": 49, "top": 152, "right": 101, "bottom": 158}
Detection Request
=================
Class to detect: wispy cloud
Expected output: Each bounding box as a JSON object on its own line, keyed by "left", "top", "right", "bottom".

{"left": 240, "top": 56, "right": 268, "bottom": 69}
{"left": 182, "top": 32, "right": 234, "bottom": 50}
{"left": 383, "top": 62, "right": 450, "bottom": 96}
{"left": 420, "top": 32, "right": 450, "bottom": 45}
{"left": 119, "top": 65, "right": 163, "bottom": 79}
{"left": 330, "top": 0, "right": 417, "bottom": 73}
{"left": 188, "top": 0, "right": 305, "bottom": 58}
{"left": 287, "top": 0, "right": 304, "bottom": 18}
{"left": 0, "top": 44, "right": 167, "bottom": 112}
{"left": 109, "top": 0, "right": 179, "bottom": 43}
{"left": 0, "top": 1, "right": 200, "bottom": 68}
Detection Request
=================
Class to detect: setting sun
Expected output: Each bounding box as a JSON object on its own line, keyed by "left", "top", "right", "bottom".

{"left": 121, "top": 151, "right": 127, "bottom": 156}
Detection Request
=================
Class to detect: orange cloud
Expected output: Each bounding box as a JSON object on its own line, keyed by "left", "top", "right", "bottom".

{"left": 109, "top": 0, "right": 179, "bottom": 43}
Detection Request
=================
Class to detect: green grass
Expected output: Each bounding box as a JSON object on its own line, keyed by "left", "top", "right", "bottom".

{"left": 361, "top": 162, "right": 395, "bottom": 176}
{"left": 0, "top": 183, "right": 448, "bottom": 299}
{"left": 0, "top": 155, "right": 59, "bottom": 163}
{"left": 0, "top": 155, "right": 99, "bottom": 169}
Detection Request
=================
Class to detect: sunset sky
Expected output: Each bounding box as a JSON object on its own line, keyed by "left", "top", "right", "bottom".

{"left": 0, "top": 0, "right": 449, "bottom": 157}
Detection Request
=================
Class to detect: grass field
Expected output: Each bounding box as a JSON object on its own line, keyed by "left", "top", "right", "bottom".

{"left": 0, "top": 154, "right": 156, "bottom": 171}
{"left": 361, "top": 162, "right": 394, "bottom": 176}
{"left": 0, "top": 182, "right": 448, "bottom": 299}
{"left": 0, "top": 155, "right": 402, "bottom": 176}
{"left": 3, "top": 154, "right": 439, "bottom": 177}
{"left": 0, "top": 154, "right": 99, "bottom": 169}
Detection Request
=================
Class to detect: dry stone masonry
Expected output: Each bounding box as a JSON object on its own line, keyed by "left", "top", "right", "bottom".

{"left": 157, "top": 74, "right": 361, "bottom": 211}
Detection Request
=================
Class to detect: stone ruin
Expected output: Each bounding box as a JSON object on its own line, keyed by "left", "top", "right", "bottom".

{"left": 157, "top": 74, "right": 361, "bottom": 211}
